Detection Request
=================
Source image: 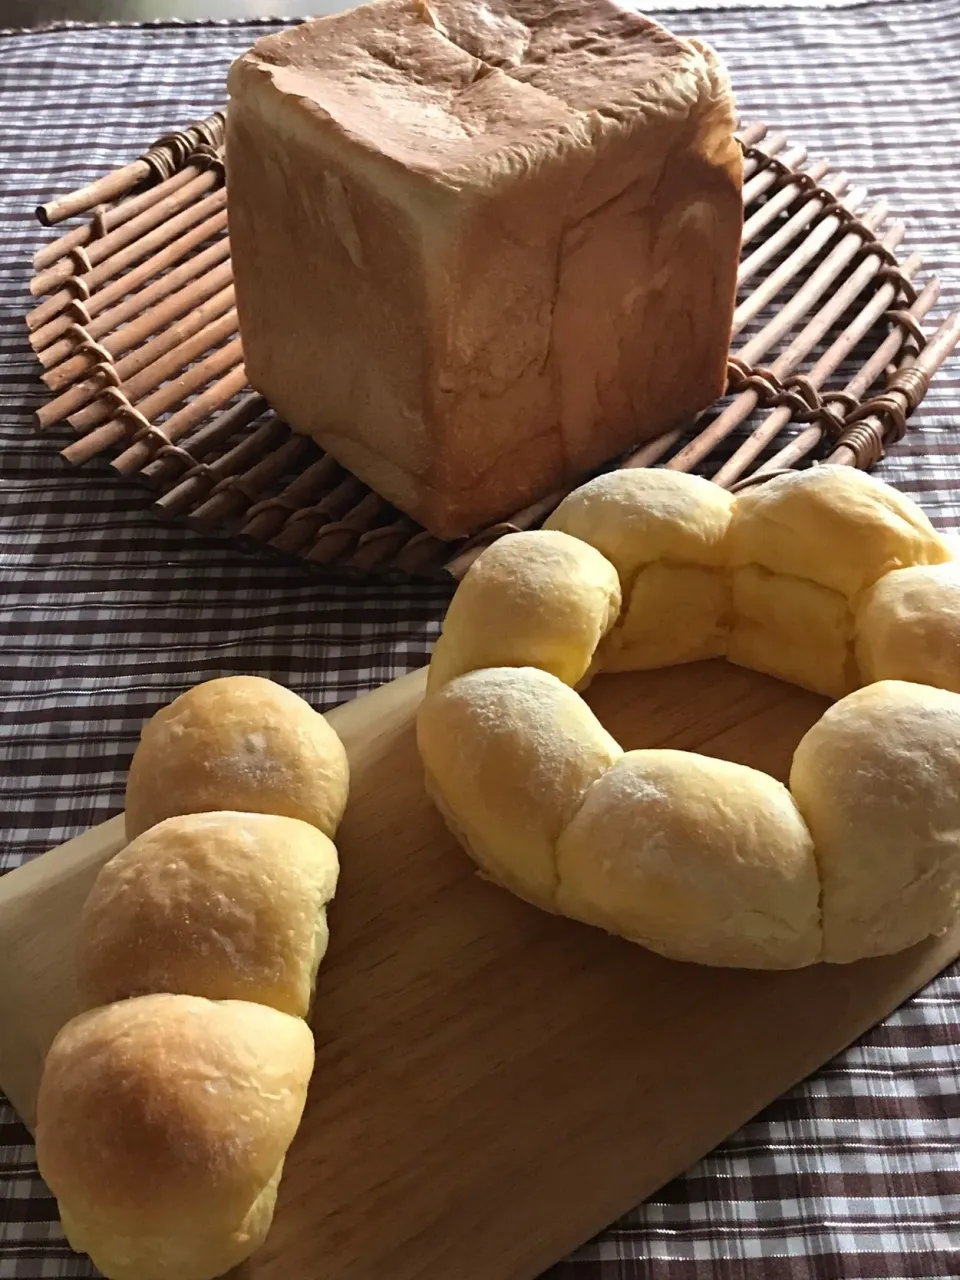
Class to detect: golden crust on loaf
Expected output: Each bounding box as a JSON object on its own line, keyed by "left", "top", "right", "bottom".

{"left": 124, "top": 676, "right": 349, "bottom": 842}
{"left": 427, "top": 529, "right": 621, "bottom": 694}
{"left": 556, "top": 750, "right": 820, "bottom": 968}
{"left": 790, "top": 681, "right": 960, "bottom": 963}
{"left": 77, "top": 812, "right": 340, "bottom": 1017}
{"left": 855, "top": 561, "right": 960, "bottom": 694}
{"left": 35, "top": 994, "right": 314, "bottom": 1280}
{"left": 226, "top": 0, "right": 742, "bottom": 537}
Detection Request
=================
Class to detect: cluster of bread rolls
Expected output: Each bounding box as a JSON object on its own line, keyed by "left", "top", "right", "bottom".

{"left": 419, "top": 466, "right": 960, "bottom": 968}
{"left": 34, "top": 676, "right": 349, "bottom": 1280}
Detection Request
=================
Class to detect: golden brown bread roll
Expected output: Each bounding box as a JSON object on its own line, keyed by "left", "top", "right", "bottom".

{"left": 790, "top": 680, "right": 960, "bottom": 963}
{"left": 35, "top": 994, "right": 314, "bottom": 1280}
{"left": 855, "top": 561, "right": 960, "bottom": 694}
{"left": 727, "top": 466, "right": 950, "bottom": 698}
{"left": 38, "top": 676, "right": 351, "bottom": 1280}
{"left": 77, "top": 812, "right": 340, "bottom": 1017}
{"left": 426, "top": 530, "right": 621, "bottom": 695}
{"left": 125, "top": 675, "right": 349, "bottom": 841}
{"left": 417, "top": 666, "right": 622, "bottom": 906}
{"left": 544, "top": 469, "right": 734, "bottom": 670}
{"left": 556, "top": 750, "right": 820, "bottom": 968}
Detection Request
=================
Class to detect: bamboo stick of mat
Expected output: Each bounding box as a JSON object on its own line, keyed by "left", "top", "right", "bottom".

{"left": 41, "top": 270, "right": 234, "bottom": 394}
{"left": 31, "top": 169, "right": 223, "bottom": 297}
{"left": 663, "top": 205, "right": 896, "bottom": 474}
{"left": 712, "top": 252, "right": 925, "bottom": 486}
{"left": 40, "top": 290, "right": 237, "bottom": 426}
{"left": 62, "top": 330, "right": 243, "bottom": 462}
{"left": 757, "top": 278, "right": 942, "bottom": 474}
{"left": 32, "top": 239, "right": 231, "bottom": 366}
{"left": 26, "top": 190, "right": 227, "bottom": 330}
{"left": 34, "top": 166, "right": 206, "bottom": 272}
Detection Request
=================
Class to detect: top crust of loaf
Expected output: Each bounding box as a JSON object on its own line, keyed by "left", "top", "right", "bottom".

{"left": 229, "top": 0, "right": 727, "bottom": 188}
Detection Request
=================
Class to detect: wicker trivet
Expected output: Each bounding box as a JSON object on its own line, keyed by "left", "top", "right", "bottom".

{"left": 27, "top": 111, "right": 960, "bottom": 580}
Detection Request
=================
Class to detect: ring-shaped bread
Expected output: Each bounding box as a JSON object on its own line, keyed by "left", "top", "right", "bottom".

{"left": 418, "top": 465, "right": 960, "bottom": 968}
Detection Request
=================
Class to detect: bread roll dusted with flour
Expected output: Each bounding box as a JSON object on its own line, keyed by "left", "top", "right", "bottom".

{"left": 727, "top": 466, "right": 950, "bottom": 698}
{"left": 35, "top": 994, "right": 314, "bottom": 1280}
{"left": 418, "top": 665, "right": 819, "bottom": 967}
{"left": 855, "top": 561, "right": 960, "bottom": 694}
{"left": 545, "top": 469, "right": 734, "bottom": 670}
{"left": 427, "top": 531, "right": 621, "bottom": 694}
{"left": 790, "top": 680, "right": 960, "bottom": 963}
{"left": 125, "top": 675, "right": 349, "bottom": 840}
{"left": 418, "top": 666, "right": 622, "bottom": 906}
{"left": 556, "top": 751, "right": 820, "bottom": 968}
{"left": 77, "top": 812, "right": 340, "bottom": 1017}
{"left": 420, "top": 466, "right": 960, "bottom": 968}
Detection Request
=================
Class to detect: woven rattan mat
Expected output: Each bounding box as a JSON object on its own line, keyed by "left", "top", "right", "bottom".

{"left": 26, "top": 109, "right": 960, "bottom": 579}
{"left": 3, "top": 3, "right": 960, "bottom": 1278}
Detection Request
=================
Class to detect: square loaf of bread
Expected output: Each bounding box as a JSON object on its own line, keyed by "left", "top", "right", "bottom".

{"left": 226, "top": 0, "right": 742, "bottom": 539}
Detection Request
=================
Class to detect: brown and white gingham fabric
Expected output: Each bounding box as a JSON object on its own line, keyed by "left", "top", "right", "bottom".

{"left": 1, "top": 2, "right": 959, "bottom": 1276}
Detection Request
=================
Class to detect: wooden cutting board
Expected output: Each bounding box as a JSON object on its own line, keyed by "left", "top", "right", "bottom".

{"left": 2, "top": 660, "right": 958, "bottom": 1280}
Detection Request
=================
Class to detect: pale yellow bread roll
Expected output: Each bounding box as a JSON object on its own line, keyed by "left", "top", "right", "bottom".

{"left": 125, "top": 676, "right": 349, "bottom": 841}
{"left": 790, "top": 680, "right": 960, "bottom": 963}
{"left": 35, "top": 994, "right": 315, "bottom": 1280}
{"left": 426, "top": 530, "right": 621, "bottom": 694}
{"left": 726, "top": 467, "right": 950, "bottom": 697}
{"left": 417, "top": 666, "right": 622, "bottom": 906}
{"left": 545, "top": 469, "right": 734, "bottom": 669}
{"left": 855, "top": 561, "right": 960, "bottom": 694}
{"left": 728, "top": 466, "right": 949, "bottom": 598}
{"left": 77, "top": 812, "right": 340, "bottom": 1017}
{"left": 731, "top": 564, "right": 851, "bottom": 698}
{"left": 555, "top": 750, "right": 821, "bottom": 968}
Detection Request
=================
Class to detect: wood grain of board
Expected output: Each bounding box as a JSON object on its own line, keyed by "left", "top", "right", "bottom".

{"left": 1, "top": 660, "right": 957, "bottom": 1280}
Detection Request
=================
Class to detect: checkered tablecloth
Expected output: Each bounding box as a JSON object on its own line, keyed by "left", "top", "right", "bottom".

{"left": 2, "top": 3, "right": 959, "bottom": 1277}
